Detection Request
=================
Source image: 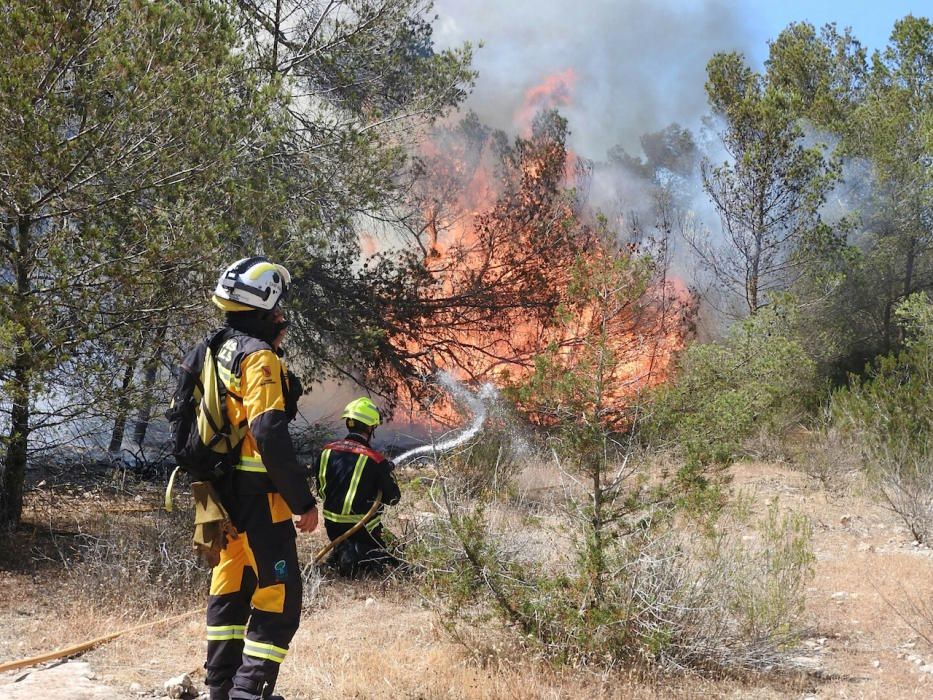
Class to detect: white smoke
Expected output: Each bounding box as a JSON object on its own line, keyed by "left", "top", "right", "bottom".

{"left": 432, "top": 0, "right": 754, "bottom": 157}
{"left": 393, "top": 371, "right": 498, "bottom": 466}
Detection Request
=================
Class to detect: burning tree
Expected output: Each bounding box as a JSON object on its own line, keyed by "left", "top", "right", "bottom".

{"left": 288, "top": 110, "right": 594, "bottom": 406}
{"left": 300, "top": 107, "right": 692, "bottom": 419}
{"left": 408, "top": 110, "right": 596, "bottom": 381}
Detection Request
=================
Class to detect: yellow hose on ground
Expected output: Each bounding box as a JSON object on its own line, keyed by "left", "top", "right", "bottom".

{"left": 0, "top": 608, "right": 204, "bottom": 674}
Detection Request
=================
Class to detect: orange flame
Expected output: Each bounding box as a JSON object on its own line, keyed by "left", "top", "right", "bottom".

{"left": 514, "top": 68, "right": 578, "bottom": 134}
{"left": 401, "top": 101, "right": 693, "bottom": 425}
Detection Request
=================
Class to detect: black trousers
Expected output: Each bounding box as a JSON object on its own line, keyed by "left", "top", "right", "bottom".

{"left": 205, "top": 493, "right": 302, "bottom": 700}
{"left": 324, "top": 522, "right": 397, "bottom": 578}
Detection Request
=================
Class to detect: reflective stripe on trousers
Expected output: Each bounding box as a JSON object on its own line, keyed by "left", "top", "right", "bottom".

{"left": 236, "top": 454, "right": 266, "bottom": 473}
{"left": 243, "top": 638, "right": 288, "bottom": 664}
{"left": 207, "top": 624, "right": 246, "bottom": 641}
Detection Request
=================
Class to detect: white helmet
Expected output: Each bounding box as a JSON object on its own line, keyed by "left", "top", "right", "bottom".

{"left": 212, "top": 256, "right": 291, "bottom": 312}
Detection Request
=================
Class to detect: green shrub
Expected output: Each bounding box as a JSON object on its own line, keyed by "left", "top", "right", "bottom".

{"left": 831, "top": 293, "right": 933, "bottom": 542}
{"left": 416, "top": 483, "right": 814, "bottom": 672}
{"left": 645, "top": 305, "right": 820, "bottom": 468}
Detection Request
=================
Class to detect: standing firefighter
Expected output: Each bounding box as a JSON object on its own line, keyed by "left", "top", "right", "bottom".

{"left": 316, "top": 398, "right": 401, "bottom": 578}
{"left": 203, "top": 257, "right": 318, "bottom": 700}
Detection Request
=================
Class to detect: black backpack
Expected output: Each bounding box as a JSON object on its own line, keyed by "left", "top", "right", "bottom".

{"left": 166, "top": 328, "right": 247, "bottom": 483}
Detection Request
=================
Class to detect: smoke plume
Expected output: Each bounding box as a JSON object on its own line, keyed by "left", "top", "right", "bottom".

{"left": 433, "top": 0, "right": 753, "bottom": 158}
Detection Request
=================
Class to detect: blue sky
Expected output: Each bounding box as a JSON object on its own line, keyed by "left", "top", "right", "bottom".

{"left": 432, "top": 1, "right": 929, "bottom": 157}
{"left": 747, "top": 0, "right": 926, "bottom": 59}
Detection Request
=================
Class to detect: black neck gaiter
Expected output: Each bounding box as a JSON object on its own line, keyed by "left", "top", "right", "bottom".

{"left": 225, "top": 310, "right": 280, "bottom": 344}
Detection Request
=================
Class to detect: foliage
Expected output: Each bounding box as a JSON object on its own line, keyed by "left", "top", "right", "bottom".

{"left": 513, "top": 246, "right": 654, "bottom": 432}
{"left": 832, "top": 293, "right": 933, "bottom": 543}
{"left": 506, "top": 235, "right": 689, "bottom": 604}
{"left": 767, "top": 17, "right": 933, "bottom": 369}
{"left": 645, "top": 304, "right": 819, "bottom": 468}
{"left": 416, "top": 477, "right": 813, "bottom": 672}
{"left": 608, "top": 123, "right": 700, "bottom": 187}
{"left": 0, "top": 0, "right": 479, "bottom": 526}
{"left": 689, "top": 50, "right": 843, "bottom": 317}
{"left": 225, "top": 0, "right": 477, "bottom": 396}
{"left": 0, "top": 0, "right": 279, "bottom": 525}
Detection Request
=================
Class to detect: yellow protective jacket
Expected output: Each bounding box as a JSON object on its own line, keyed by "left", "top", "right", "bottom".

{"left": 215, "top": 331, "right": 315, "bottom": 518}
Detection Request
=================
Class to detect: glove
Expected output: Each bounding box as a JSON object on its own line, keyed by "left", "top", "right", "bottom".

{"left": 191, "top": 481, "right": 238, "bottom": 567}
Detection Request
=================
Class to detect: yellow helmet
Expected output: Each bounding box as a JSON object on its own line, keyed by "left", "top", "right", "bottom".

{"left": 212, "top": 256, "right": 291, "bottom": 312}
{"left": 341, "top": 397, "right": 382, "bottom": 427}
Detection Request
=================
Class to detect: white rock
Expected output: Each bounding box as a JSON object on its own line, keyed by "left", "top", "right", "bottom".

{"left": 164, "top": 673, "right": 195, "bottom": 699}
{"left": 872, "top": 660, "right": 881, "bottom": 669}
{"left": 831, "top": 591, "right": 848, "bottom": 601}
{"left": 791, "top": 656, "right": 820, "bottom": 668}
{"left": 921, "top": 664, "right": 933, "bottom": 675}
{"left": 365, "top": 597, "right": 376, "bottom": 607}
{"left": 129, "top": 682, "right": 142, "bottom": 692}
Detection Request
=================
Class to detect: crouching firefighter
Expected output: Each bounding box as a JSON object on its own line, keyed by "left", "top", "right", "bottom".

{"left": 315, "top": 398, "right": 401, "bottom": 578}
{"left": 202, "top": 257, "right": 318, "bottom": 700}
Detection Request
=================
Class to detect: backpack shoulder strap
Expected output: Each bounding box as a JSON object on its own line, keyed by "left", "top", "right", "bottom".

{"left": 200, "top": 328, "right": 242, "bottom": 452}
{"left": 323, "top": 439, "right": 385, "bottom": 463}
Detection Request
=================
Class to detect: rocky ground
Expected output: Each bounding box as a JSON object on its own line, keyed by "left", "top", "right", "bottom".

{"left": 2, "top": 460, "right": 933, "bottom": 698}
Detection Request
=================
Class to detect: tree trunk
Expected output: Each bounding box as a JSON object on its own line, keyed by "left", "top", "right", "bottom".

{"left": 904, "top": 234, "right": 917, "bottom": 299}
{"left": 746, "top": 257, "right": 760, "bottom": 316}
{"left": 747, "top": 221, "right": 763, "bottom": 315}
{"left": 108, "top": 359, "right": 138, "bottom": 453}
{"left": 882, "top": 262, "right": 897, "bottom": 354}
{"left": 1, "top": 216, "right": 32, "bottom": 528}
{"left": 131, "top": 324, "right": 168, "bottom": 447}
{"left": 1, "top": 360, "right": 30, "bottom": 528}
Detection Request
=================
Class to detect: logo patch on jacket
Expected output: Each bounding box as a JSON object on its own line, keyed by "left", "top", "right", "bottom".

{"left": 274, "top": 559, "right": 288, "bottom": 581}
{"left": 260, "top": 366, "right": 272, "bottom": 378}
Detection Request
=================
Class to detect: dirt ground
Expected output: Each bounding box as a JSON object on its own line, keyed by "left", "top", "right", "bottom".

{"left": 2, "top": 460, "right": 933, "bottom": 699}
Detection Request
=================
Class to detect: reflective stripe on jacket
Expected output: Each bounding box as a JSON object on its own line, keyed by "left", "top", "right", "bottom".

{"left": 315, "top": 434, "right": 400, "bottom": 532}
{"left": 216, "top": 331, "right": 315, "bottom": 516}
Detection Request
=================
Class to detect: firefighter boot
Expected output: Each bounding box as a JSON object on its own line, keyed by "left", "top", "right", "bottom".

{"left": 209, "top": 679, "right": 233, "bottom": 700}
{"left": 230, "top": 677, "right": 283, "bottom": 700}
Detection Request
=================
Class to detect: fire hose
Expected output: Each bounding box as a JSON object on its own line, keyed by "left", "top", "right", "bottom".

{"left": 311, "top": 490, "right": 382, "bottom": 564}
{"left": 0, "top": 609, "right": 203, "bottom": 674}
{"left": 0, "top": 493, "right": 384, "bottom": 675}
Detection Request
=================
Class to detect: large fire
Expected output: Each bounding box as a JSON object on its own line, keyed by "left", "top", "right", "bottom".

{"left": 395, "top": 71, "right": 693, "bottom": 424}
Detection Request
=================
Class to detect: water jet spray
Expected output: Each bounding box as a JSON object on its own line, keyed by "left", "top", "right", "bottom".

{"left": 393, "top": 372, "right": 497, "bottom": 466}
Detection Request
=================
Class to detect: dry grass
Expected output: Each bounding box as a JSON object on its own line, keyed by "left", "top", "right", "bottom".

{"left": 3, "top": 458, "right": 933, "bottom": 698}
